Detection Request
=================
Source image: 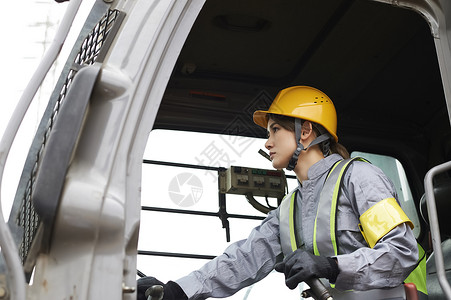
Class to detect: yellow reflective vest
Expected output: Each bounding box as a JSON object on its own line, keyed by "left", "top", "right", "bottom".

{"left": 279, "top": 157, "right": 427, "bottom": 298}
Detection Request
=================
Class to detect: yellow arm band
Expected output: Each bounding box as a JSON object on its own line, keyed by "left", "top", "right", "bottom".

{"left": 359, "top": 198, "right": 414, "bottom": 248}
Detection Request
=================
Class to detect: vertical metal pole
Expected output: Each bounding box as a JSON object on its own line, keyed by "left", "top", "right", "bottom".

{"left": 424, "top": 160, "right": 451, "bottom": 299}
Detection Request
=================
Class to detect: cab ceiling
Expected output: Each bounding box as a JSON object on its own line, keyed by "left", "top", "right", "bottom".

{"left": 154, "top": 0, "right": 448, "bottom": 158}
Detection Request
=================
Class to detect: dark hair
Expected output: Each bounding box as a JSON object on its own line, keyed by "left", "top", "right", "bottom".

{"left": 267, "top": 114, "right": 295, "bottom": 131}
{"left": 267, "top": 114, "right": 350, "bottom": 159}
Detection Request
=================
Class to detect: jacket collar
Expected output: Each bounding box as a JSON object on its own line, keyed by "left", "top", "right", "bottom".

{"left": 307, "top": 153, "right": 343, "bottom": 181}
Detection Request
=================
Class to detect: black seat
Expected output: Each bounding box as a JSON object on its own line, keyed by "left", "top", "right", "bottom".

{"left": 420, "top": 178, "right": 451, "bottom": 241}
{"left": 419, "top": 177, "right": 451, "bottom": 239}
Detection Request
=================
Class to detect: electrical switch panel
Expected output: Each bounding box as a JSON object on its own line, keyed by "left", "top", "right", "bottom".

{"left": 219, "top": 166, "right": 286, "bottom": 199}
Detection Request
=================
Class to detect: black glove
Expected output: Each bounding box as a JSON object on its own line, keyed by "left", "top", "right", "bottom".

{"left": 137, "top": 277, "right": 188, "bottom": 300}
{"left": 274, "top": 249, "right": 339, "bottom": 289}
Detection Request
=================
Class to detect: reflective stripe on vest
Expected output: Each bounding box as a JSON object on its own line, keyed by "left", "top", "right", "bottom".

{"left": 279, "top": 157, "right": 427, "bottom": 297}
{"left": 405, "top": 244, "right": 427, "bottom": 296}
{"left": 279, "top": 190, "right": 299, "bottom": 255}
{"left": 313, "top": 158, "right": 362, "bottom": 256}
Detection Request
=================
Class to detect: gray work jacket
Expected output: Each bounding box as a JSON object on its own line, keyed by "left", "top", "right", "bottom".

{"left": 176, "top": 154, "right": 418, "bottom": 299}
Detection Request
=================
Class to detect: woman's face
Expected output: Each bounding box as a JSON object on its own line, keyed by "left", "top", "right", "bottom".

{"left": 265, "top": 119, "right": 297, "bottom": 169}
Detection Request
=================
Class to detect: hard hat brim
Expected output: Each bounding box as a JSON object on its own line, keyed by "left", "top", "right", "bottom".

{"left": 253, "top": 110, "right": 270, "bottom": 129}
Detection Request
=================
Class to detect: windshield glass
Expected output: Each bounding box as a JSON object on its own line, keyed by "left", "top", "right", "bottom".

{"left": 139, "top": 129, "right": 301, "bottom": 299}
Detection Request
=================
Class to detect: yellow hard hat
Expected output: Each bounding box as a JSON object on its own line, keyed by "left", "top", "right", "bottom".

{"left": 253, "top": 86, "right": 338, "bottom": 141}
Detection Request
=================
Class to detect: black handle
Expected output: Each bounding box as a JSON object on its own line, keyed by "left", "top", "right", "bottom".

{"left": 303, "top": 278, "right": 333, "bottom": 300}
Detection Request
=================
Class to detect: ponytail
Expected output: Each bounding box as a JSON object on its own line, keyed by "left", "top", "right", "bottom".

{"left": 330, "top": 140, "right": 350, "bottom": 159}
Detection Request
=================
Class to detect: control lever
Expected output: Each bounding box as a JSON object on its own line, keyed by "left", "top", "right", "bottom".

{"left": 145, "top": 285, "right": 164, "bottom": 300}
{"left": 258, "top": 149, "right": 271, "bottom": 161}
{"left": 303, "top": 278, "right": 333, "bottom": 300}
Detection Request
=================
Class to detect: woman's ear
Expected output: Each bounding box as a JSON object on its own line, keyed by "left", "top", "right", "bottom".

{"left": 300, "top": 121, "right": 313, "bottom": 140}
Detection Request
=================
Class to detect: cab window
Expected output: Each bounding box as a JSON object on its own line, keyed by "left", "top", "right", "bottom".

{"left": 140, "top": 129, "right": 301, "bottom": 299}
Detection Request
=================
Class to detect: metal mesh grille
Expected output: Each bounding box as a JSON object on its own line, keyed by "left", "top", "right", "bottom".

{"left": 16, "top": 9, "right": 120, "bottom": 264}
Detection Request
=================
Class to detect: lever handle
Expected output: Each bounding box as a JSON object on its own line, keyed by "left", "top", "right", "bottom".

{"left": 145, "top": 285, "right": 164, "bottom": 300}
{"left": 303, "top": 278, "right": 333, "bottom": 300}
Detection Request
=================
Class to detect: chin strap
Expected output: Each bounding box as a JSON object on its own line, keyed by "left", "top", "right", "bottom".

{"left": 286, "top": 119, "right": 303, "bottom": 171}
{"left": 286, "top": 119, "right": 331, "bottom": 171}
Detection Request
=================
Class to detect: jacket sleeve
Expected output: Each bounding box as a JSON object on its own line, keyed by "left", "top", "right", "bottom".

{"left": 334, "top": 161, "right": 418, "bottom": 291}
{"left": 175, "top": 209, "right": 283, "bottom": 300}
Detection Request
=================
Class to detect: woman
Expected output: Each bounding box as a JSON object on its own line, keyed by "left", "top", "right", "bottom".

{"left": 138, "top": 86, "right": 424, "bottom": 300}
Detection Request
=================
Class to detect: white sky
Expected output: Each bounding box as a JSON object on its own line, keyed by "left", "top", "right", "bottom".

{"left": 0, "top": 0, "right": 94, "bottom": 219}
